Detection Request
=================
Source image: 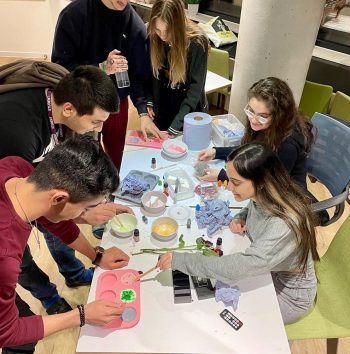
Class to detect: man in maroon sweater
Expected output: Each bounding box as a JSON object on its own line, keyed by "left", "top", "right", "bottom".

{"left": 0, "top": 136, "right": 129, "bottom": 353}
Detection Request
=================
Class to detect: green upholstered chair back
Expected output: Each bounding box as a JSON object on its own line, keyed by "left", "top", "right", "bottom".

{"left": 286, "top": 215, "right": 350, "bottom": 341}
{"left": 299, "top": 81, "right": 333, "bottom": 119}
{"left": 329, "top": 91, "right": 350, "bottom": 124}
{"left": 207, "top": 47, "right": 230, "bottom": 95}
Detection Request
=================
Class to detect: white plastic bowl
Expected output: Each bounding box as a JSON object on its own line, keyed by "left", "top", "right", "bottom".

{"left": 162, "top": 140, "right": 188, "bottom": 159}
{"left": 141, "top": 191, "right": 167, "bottom": 215}
{"left": 151, "top": 217, "right": 178, "bottom": 242}
{"left": 110, "top": 213, "right": 138, "bottom": 238}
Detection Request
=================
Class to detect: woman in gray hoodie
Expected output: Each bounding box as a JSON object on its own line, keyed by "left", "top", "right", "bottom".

{"left": 158, "top": 142, "right": 319, "bottom": 324}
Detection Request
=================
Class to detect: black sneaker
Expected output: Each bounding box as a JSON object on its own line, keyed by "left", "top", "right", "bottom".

{"left": 92, "top": 224, "right": 106, "bottom": 239}
{"left": 65, "top": 267, "right": 95, "bottom": 288}
{"left": 46, "top": 298, "right": 72, "bottom": 315}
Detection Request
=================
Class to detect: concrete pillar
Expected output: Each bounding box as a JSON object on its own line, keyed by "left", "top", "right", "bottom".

{"left": 229, "top": 0, "right": 326, "bottom": 122}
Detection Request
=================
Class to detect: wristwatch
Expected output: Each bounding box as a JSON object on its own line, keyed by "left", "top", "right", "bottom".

{"left": 92, "top": 246, "right": 105, "bottom": 266}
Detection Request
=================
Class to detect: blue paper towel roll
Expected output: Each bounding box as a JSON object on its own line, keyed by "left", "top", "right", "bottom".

{"left": 183, "top": 112, "right": 212, "bottom": 151}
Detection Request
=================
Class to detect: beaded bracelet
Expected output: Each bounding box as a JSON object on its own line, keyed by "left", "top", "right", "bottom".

{"left": 77, "top": 304, "right": 85, "bottom": 327}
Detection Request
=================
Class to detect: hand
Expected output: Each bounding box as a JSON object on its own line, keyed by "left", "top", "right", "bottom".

{"left": 76, "top": 203, "right": 134, "bottom": 225}
{"left": 140, "top": 115, "right": 163, "bottom": 140}
{"left": 198, "top": 168, "right": 221, "bottom": 182}
{"left": 99, "top": 247, "right": 129, "bottom": 269}
{"left": 147, "top": 106, "right": 155, "bottom": 119}
{"left": 115, "top": 204, "right": 134, "bottom": 216}
{"left": 157, "top": 252, "right": 173, "bottom": 270}
{"left": 85, "top": 300, "right": 125, "bottom": 326}
{"left": 106, "top": 49, "right": 128, "bottom": 75}
{"left": 198, "top": 148, "right": 216, "bottom": 161}
{"left": 229, "top": 219, "right": 246, "bottom": 235}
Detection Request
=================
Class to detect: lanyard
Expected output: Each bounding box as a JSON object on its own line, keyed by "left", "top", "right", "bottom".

{"left": 45, "top": 88, "right": 63, "bottom": 145}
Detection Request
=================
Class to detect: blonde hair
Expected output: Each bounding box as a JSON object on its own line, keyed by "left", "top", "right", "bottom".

{"left": 148, "top": 0, "right": 206, "bottom": 86}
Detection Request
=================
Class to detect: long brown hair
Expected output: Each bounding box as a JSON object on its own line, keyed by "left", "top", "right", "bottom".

{"left": 148, "top": 0, "right": 206, "bottom": 86}
{"left": 241, "top": 77, "right": 314, "bottom": 153}
{"left": 228, "top": 142, "right": 319, "bottom": 270}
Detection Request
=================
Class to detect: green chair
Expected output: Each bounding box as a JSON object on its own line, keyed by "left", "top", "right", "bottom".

{"left": 285, "top": 215, "right": 350, "bottom": 354}
{"left": 329, "top": 91, "right": 350, "bottom": 124}
{"left": 299, "top": 80, "right": 333, "bottom": 119}
{"left": 207, "top": 47, "right": 230, "bottom": 111}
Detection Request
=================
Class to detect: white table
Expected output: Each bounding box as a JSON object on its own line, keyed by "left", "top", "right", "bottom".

{"left": 76, "top": 146, "right": 290, "bottom": 354}
{"left": 205, "top": 70, "right": 232, "bottom": 94}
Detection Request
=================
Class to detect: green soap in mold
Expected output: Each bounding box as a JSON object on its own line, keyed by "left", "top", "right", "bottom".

{"left": 120, "top": 289, "right": 136, "bottom": 303}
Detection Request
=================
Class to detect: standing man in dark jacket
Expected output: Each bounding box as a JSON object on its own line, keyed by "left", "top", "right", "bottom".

{"left": 52, "top": 0, "right": 162, "bottom": 169}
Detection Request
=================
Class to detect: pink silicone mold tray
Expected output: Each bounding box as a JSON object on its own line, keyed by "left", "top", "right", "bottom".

{"left": 96, "top": 269, "right": 140, "bottom": 329}
{"left": 126, "top": 130, "right": 169, "bottom": 149}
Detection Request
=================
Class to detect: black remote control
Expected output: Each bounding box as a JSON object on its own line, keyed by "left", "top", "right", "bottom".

{"left": 219, "top": 309, "right": 243, "bottom": 330}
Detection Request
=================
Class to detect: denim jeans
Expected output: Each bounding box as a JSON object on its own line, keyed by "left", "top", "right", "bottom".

{"left": 40, "top": 225, "right": 86, "bottom": 283}
{"left": 18, "top": 225, "right": 86, "bottom": 309}
{"left": 2, "top": 294, "right": 37, "bottom": 354}
{"left": 18, "top": 245, "right": 60, "bottom": 309}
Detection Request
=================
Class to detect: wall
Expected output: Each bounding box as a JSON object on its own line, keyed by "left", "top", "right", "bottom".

{"left": 0, "top": 0, "right": 70, "bottom": 59}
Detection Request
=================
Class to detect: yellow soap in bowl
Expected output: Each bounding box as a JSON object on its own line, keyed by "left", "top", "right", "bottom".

{"left": 151, "top": 217, "right": 178, "bottom": 242}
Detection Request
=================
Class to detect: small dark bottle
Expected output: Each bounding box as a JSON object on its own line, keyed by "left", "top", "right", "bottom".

{"left": 133, "top": 228, "right": 140, "bottom": 242}
{"left": 163, "top": 181, "right": 169, "bottom": 196}
{"left": 151, "top": 157, "right": 156, "bottom": 169}
{"left": 215, "top": 237, "right": 223, "bottom": 256}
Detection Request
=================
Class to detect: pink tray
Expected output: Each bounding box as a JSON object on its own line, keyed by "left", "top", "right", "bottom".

{"left": 126, "top": 130, "right": 169, "bottom": 149}
{"left": 95, "top": 269, "right": 140, "bottom": 329}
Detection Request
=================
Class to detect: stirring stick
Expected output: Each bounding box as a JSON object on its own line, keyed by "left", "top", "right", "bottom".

{"left": 150, "top": 163, "right": 177, "bottom": 172}
{"left": 136, "top": 266, "right": 157, "bottom": 281}
{"left": 115, "top": 216, "right": 125, "bottom": 229}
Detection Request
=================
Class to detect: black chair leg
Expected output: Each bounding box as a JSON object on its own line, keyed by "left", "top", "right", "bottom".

{"left": 220, "top": 95, "right": 226, "bottom": 113}
{"left": 216, "top": 93, "right": 221, "bottom": 108}
{"left": 327, "top": 338, "right": 339, "bottom": 354}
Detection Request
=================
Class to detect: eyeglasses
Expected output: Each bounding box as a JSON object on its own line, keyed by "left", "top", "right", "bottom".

{"left": 243, "top": 104, "right": 271, "bottom": 125}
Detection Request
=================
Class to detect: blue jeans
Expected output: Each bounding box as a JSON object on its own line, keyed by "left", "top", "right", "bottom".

{"left": 18, "top": 245, "right": 60, "bottom": 309}
{"left": 40, "top": 225, "right": 86, "bottom": 283}
{"left": 18, "top": 226, "right": 87, "bottom": 308}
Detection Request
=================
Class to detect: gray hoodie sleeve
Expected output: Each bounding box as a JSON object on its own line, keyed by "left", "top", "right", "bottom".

{"left": 172, "top": 217, "right": 299, "bottom": 286}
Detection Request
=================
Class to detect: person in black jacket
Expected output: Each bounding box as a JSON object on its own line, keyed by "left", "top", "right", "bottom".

{"left": 52, "top": 0, "right": 162, "bottom": 169}
{"left": 198, "top": 77, "right": 314, "bottom": 191}
{"left": 144, "top": 0, "right": 209, "bottom": 137}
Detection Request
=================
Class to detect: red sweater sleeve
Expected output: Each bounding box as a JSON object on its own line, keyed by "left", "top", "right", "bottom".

{"left": 0, "top": 256, "right": 44, "bottom": 347}
{"left": 37, "top": 217, "right": 80, "bottom": 244}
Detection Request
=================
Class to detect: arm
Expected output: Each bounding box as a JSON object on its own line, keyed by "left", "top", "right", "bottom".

{"left": 277, "top": 138, "right": 300, "bottom": 174}
{"left": 42, "top": 301, "right": 125, "bottom": 337}
{"left": 214, "top": 146, "right": 238, "bottom": 161}
{"left": 128, "top": 30, "right": 152, "bottom": 116}
{"left": 74, "top": 202, "right": 134, "bottom": 225}
{"left": 171, "top": 219, "right": 298, "bottom": 285}
{"left": 169, "top": 39, "right": 208, "bottom": 133}
{"left": 0, "top": 101, "right": 45, "bottom": 161}
{"left": 51, "top": 7, "right": 85, "bottom": 70}
{"left": 0, "top": 257, "right": 44, "bottom": 347}
{"left": 67, "top": 232, "right": 129, "bottom": 269}
{"left": 38, "top": 219, "right": 130, "bottom": 269}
